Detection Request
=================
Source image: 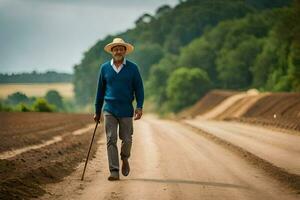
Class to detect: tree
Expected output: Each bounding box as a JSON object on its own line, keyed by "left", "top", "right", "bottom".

{"left": 251, "top": 34, "right": 278, "bottom": 89}
{"left": 155, "top": 5, "right": 171, "bottom": 18}
{"left": 251, "top": 3, "right": 300, "bottom": 92}
{"left": 0, "top": 101, "right": 12, "bottom": 112}
{"left": 135, "top": 13, "right": 153, "bottom": 26}
{"left": 245, "top": 0, "right": 292, "bottom": 9}
{"left": 6, "top": 92, "right": 29, "bottom": 105}
{"left": 128, "top": 43, "right": 164, "bottom": 80}
{"left": 166, "top": 67, "right": 211, "bottom": 112}
{"left": 288, "top": 37, "right": 300, "bottom": 92}
{"left": 146, "top": 54, "right": 178, "bottom": 107}
{"left": 45, "top": 90, "right": 64, "bottom": 110}
{"left": 216, "top": 36, "right": 263, "bottom": 89}
{"left": 178, "top": 36, "right": 218, "bottom": 85}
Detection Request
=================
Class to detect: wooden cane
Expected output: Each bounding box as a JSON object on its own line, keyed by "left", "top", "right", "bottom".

{"left": 81, "top": 120, "right": 99, "bottom": 181}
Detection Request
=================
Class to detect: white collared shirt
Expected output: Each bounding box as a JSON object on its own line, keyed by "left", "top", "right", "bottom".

{"left": 110, "top": 58, "right": 126, "bottom": 73}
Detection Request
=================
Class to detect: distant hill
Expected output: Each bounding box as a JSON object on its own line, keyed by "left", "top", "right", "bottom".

{"left": 0, "top": 71, "right": 73, "bottom": 83}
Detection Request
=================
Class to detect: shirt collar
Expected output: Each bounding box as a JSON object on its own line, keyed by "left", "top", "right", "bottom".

{"left": 110, "top": 57, "right": 126, "bottom": 66}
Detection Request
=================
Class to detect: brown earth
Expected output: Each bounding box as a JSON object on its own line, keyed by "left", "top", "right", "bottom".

{"left": 214, "top": 92, "right": 268, "bottom": 120}
{"left": 0, "top": 112, "right": 94, "bottom": 152}
{"left": 181, "top": 90, "right": 300, "bottom": 132}
{"left": 0, "top": 112, "right": 102, "bottom": 200}
{"left": 233, "top": 93, "right": 300, "bottom": 132}
{"left": 0, "top": 111, "right": 299, "bottom": 200}
{"left": 178, "top": 90, "right": 238, "bottom": 118}
{"left": 36, "top": 115, "right": 299, "bottom": 200}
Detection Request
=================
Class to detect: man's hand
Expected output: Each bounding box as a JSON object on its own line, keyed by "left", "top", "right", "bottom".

{"left": 94, "top": 113, "right": 101, "bottom": 123}
{"left": 134, "top": 108, "right": 143, "bottom": 120}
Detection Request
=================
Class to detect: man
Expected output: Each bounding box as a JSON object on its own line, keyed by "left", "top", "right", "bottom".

{"left": 94, "top": 38, "right": 144, "bottom": 181}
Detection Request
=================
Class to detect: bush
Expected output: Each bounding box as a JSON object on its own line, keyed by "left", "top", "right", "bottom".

{"left": 63, "top": 99, "right": 77, "bottom": 112}
{"left": 16, "top": 103, "right": 32, "bottom": 112}
{"left": 6, "top": 92, "right": 29, "bottom": 105}
{"left": 45, "top": 90, "right": 64, "bottom": 110}
{"left": 32, "top": 98, "right": 56, "bottom": 112}
{"left": 0, "top": 101, "right": 13, "bottom": 112}
{"left": 166, "top": 67, "right": 211, "bottom": 112}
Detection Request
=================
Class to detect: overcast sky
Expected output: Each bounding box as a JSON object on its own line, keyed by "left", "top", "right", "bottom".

{"left": 0, "top": 0, "right": 178, "bottom": 74}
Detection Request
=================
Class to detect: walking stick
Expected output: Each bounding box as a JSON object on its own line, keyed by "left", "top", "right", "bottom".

{"left": 81, "top": 120, "right": 99, "bottom": 181}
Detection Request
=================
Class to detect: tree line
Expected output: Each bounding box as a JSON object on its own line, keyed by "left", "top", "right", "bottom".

{"left": 0, "top": 90, "right": 76, "bottom": 112}
{"left": 0, "top": 71, "right": 73, "bottom": 83}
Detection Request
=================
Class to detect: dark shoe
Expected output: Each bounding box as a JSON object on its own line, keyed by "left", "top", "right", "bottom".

{"left": 121, "top": 159, "right": 130, "bottom": 176}
{"left": 108, "top": 171, "right": 119, "bottom": 181}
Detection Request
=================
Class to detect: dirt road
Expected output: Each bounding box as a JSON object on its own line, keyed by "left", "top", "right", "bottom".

{"left": 184, "top": 118, "right": 300, "bottom": 176}
{"left": 39, "top": 115, "right": 299, "bottom": 200}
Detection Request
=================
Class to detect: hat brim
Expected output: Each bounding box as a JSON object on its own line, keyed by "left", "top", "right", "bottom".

{"left": 104, "top": 42, "right": 134, "bottom": 55}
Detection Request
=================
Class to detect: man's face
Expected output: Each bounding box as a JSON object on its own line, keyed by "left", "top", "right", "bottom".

{"left": 111, "top": 45, "right": 126, "bottom": 61}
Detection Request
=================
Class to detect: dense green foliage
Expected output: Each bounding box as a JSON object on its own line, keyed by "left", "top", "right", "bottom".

{"left": 6, "top": 92, "right": 32, "bottom": 105}
{"left": 45, "top": 90, "right": 64, "bottom": 109}
{"left": 166, "top": 67, "right": 211, "bottom": 112}
{"left": 0, "top": 90, "right": 75, "bottom": 112}
{"left": 73, "top": 0, "right": 297, "bottom": 113}
{"left": 32, "top": 98, "right": 55, "bottom": 112}
{"left": 0, "top": 71, "right": 73, "bottom": 83}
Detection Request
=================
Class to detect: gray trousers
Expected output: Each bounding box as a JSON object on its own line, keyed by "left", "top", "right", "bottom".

{"left": 104, "top": 112, "right": 133, "bottom": 172}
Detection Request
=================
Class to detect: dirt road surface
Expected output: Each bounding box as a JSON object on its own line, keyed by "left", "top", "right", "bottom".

{"left": 184, "top": 118, "right": 300, "bottom": 175}
{"left": 38, "top": 115, "right": 299, "bottom": 200}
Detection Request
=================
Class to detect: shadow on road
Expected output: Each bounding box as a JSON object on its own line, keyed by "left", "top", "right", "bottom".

{"left": 123, "top": 178, "right": 250, "bottom": 190}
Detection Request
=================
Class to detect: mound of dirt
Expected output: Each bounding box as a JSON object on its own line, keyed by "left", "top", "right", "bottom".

{"left": 234, "top": 93, "right": 300, "bottom": 132}
{"left": 200, "top": 89, "right": 260, "bottom": 119}
{"left": 181, "top": 89, "right": 300, "bottom": 132}
{"left": 213, "top": 90, "right": 268, "bottom": 120}
{"left": 0, "top": 112, "right": 103, "bottom": 200}
{"left": 178, "top": 90, "right": 238, "bottom": 118}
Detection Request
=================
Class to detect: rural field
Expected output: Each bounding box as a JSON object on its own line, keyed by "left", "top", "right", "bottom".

{"left": 0, "top": 90, "right": 299, "bottom": 200}
{"left": 0, "top": 83, "right": 74, "bottom": 99}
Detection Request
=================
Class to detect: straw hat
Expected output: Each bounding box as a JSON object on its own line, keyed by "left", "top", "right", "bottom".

{"left": 104, "top": 38, "right": 134, "bottom": 55}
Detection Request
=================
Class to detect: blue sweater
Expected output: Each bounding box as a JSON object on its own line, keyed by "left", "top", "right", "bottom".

{"left": 95, "top": 59, "right": 144, "bottom": 117}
